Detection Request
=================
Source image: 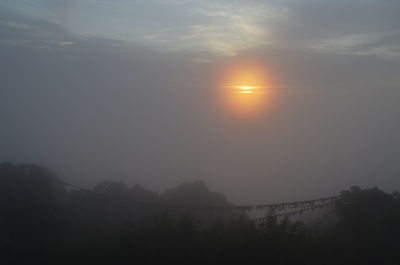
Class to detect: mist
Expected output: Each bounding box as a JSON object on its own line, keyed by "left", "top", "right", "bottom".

{"left": 1, "top": 4, "right": 400, "bottom": 204}
{"left": 2, "top": 1, "right": 400, "bottom": 264}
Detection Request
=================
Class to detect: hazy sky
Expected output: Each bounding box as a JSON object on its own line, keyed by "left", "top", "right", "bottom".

{"left": 1, "top": 0, "right": 400, "bottom": 203}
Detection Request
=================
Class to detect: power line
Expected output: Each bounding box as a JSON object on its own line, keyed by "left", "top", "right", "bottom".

{"left": 56, "top": 178, "right": 340, "bottom": 212}
{"left": 253, "top": 201, "right": 336, "bottom": 225}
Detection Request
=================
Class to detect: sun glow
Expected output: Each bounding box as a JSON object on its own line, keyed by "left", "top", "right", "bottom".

{"left": 218, "top": 60, "right": 275, "bottom": 117}
{"left": 237, "top": 85, "right": 257, "bottom": 93}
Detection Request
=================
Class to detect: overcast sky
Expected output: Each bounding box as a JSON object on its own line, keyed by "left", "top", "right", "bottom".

{"left": 1, "top": 0, "right": 400, "bottom": 203}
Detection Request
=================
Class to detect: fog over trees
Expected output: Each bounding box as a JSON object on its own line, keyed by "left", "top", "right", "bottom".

{"left": 2, "top": 162, "right": 400, "bottom": 265}
{"left": 1, "top": 1, "right": 400, "bottom": 264}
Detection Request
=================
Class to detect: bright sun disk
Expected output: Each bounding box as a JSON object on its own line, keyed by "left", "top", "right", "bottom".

{"left": 236, "top": 85, "right": 258, "bottom": 94}
{"left": 217, "top": 59, "right": 275, "bottom": 117}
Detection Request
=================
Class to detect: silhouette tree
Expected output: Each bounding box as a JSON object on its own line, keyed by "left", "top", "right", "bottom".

{"left": 0, "top": 162, "right": 64, "bottom": 264}
{"left": 332, "top": 186, "right": 400, "bottom": 264}
{"left": 2, "top": 161, "right": 400, "bottom": 265}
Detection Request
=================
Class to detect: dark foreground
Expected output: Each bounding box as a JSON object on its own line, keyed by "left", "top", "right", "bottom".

{"left": 1, "top": 162, "right": 400, "bottom": 265}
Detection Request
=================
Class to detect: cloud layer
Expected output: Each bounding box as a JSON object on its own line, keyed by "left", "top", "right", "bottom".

{"left": 0, "top": 2, "right": 400, "bottom": 203}
{"left": 2, "top": 0, "right": 399, "bottom": 57}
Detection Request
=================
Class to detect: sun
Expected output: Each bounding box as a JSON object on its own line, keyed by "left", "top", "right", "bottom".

{"left": 236, "top": 85, "right": 258, "bottom": 94}
{"left": 217, "top": 59, "right": 275, "bottom": 117}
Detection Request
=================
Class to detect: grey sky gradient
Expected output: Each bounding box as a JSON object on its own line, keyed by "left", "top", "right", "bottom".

{"left": 0, "top": 1, "right": 399, "bottom": 203}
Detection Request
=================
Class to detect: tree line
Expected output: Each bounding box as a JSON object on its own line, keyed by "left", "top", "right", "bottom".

{"left": 1, "top": 162, "right": 400, "bottom": 265}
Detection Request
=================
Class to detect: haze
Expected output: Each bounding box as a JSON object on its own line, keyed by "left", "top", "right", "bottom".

{"left": 1, "top": 0, "right": 400, "bottom": 204}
